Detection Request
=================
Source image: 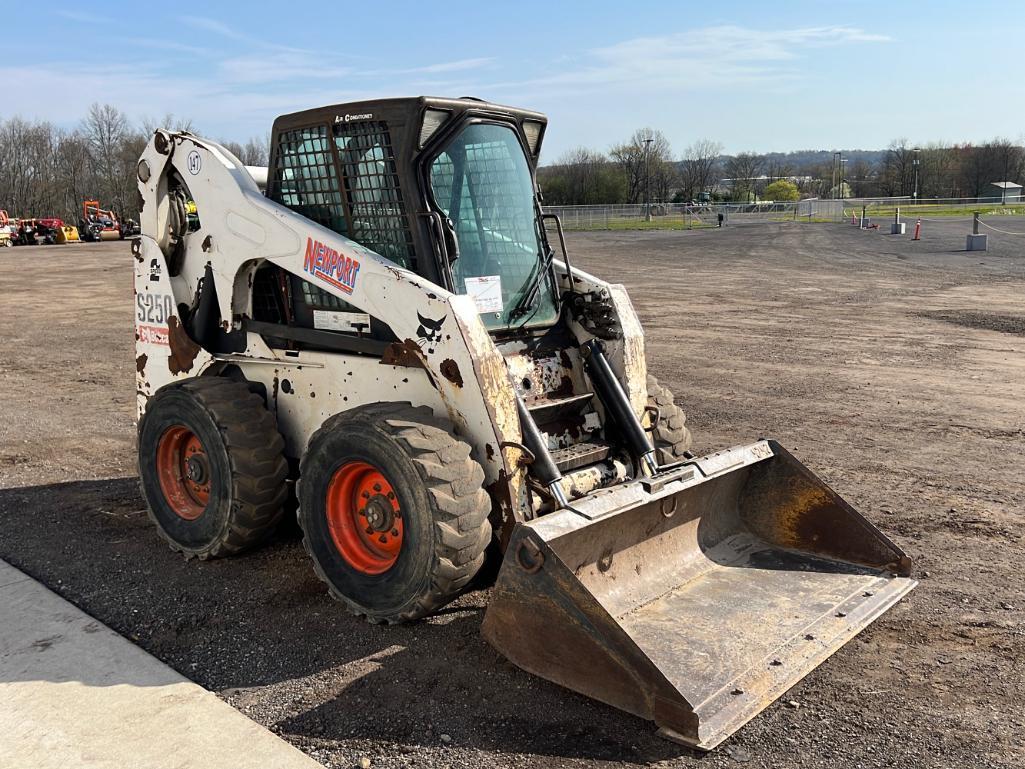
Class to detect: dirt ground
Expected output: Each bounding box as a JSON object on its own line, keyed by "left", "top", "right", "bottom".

{"left": 1, "top": 220, "right": 1023, "bottom": 769}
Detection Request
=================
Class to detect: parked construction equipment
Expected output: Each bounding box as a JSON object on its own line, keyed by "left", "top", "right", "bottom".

{"left": 133, "top": 97, "right": 915, "bottom": 750}
{"left": 80, "top": 200, "right": 122, "bottom": 241}
{"left": 11, "top": 217, "right": 62, "bottom": 246}
{"left": 10, "top": 218, "right": 35, "bottom": 246}
{"left": 56, "top": 224, "right": 81, "bottom": 243}
{"left": 0, "top": 213, "right": 78, "bottom": 245}
{"left": 0, "top": 211, "right": 11, "bottom": 247}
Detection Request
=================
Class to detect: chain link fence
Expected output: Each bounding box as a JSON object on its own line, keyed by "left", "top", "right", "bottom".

{"left": 542, "top": 196, "right": 1025, "bottom": 231}
{"left": 543, "top": 200, "right": 845, "bottom": 230}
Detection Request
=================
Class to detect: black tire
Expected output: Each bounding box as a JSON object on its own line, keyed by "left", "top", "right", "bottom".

{"left": 138, "top": 377, "right": 288, "bottom": 559}
{"left": 647, "top": 375, "right": 693, "bottom": 465}
{"left": 298, "top": 403, "right": 491, "bottom": 624}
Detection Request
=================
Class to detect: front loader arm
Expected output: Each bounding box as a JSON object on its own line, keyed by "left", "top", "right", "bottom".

{"left": 555, "top": 259, "right": 648, "bottom": 416}
{"left": 135, "top": 130, "right": 526, "bottom": 519}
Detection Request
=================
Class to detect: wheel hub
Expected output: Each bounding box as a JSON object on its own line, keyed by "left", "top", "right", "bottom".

{"left": 326, "top": 461, "right": 403, "bottom": 575}
{"left": 361, "top": 495, "right": 395, "bottom": 532}
{"left": 155, "top": 425, "right": 211, "bottom": 521}
{"left": 185, "top": 455, "right": 209, "bottom": 484}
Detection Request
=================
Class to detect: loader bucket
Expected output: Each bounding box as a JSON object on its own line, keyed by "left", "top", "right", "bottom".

{"left": 56, "top": 226, "right": 80, "bottom": 244}
{"left": 482, "top": 440, "right": 915, "bottom": 751}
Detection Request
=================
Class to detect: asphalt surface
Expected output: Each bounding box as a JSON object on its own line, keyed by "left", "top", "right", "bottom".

{"left": 1, "top": 219, "right": 1023, "bottom": 768}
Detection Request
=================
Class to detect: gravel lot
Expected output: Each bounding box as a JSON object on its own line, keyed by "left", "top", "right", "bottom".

{"left": 1, "top": 219, "right": 1023, "bottom": 768}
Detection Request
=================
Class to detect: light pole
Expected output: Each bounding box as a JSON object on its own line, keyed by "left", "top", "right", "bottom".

{"left": 643, "top": 137, "right": 653, "bottom": 222}
{"left": 832, "top": 151, "right": 841, "bottom": 199}
{"left": 912, "top": 148, "right": 920, "bottom": 202}
{"left": 840, "top": 156, "right": 847, "bottom": 200}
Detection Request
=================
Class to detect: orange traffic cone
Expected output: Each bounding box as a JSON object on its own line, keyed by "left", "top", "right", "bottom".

{"left": 912, "top": 219, "right": 921, "bottom": 241}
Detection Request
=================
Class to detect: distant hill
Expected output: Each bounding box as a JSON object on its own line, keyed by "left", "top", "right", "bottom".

{"left": 734, "top": 149, "right": 886, "bottom": 169}
{"left": 680, "top": 149, "right": 886, "bottom": 175}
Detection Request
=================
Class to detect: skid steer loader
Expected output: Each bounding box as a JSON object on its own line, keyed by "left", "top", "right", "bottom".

{"left": 133, "top": 97, "right": 915, "bottom": 750}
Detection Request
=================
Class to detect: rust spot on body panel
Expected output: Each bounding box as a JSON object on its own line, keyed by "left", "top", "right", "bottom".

{"left": 381, "top": 339, "right": 427, "bottom": 369}
{"left": 440, "top": 358, "right": 463, "bottom": 387}
{"left": 167, "top": 315, "right": 201, "bottom": 374}
{"left": 486, "top": 469, "right": 518, "bottom": 549}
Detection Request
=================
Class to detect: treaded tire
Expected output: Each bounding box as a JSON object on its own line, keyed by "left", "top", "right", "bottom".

{"left": 297, "top": 402, "right": 491, "bottom": 624}
{"left": 647, "top": 375, "right": 693, "bottom": 465}
{"left": 138, "top": 377, "right": 288, "bottom": 559}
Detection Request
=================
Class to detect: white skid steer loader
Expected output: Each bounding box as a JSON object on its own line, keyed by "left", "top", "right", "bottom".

{"left": 133, "top": 97, "right": 915, "bottom": 750}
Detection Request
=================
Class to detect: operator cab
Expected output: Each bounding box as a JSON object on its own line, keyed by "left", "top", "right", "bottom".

{"left": 263, "top": 97, "right": 557, "bottom": 337}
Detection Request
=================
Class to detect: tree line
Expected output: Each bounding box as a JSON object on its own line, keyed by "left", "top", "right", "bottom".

{"left": 539, "top": 131, "right": 1025, "bottom": 205}
{"left": 539, "top": 129, "right": 727, "bottom": 206}
{"left": 0, "top": 104, "right": 267, "bottom": 224}
{"left": 865, "top": 139, "right": 1025, "bottom": 200}
{"left": 3, "top": 106, "right": 1023, "bottom": 217}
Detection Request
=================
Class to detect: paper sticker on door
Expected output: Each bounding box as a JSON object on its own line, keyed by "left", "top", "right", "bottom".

{"left": 313, "top": 310, "right": 371, "bottom": 333}
{"left": 464, "top": 275, "right": 503, "bottom": 314}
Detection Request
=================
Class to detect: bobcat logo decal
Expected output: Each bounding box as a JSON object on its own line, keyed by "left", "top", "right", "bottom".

{"left": 416, "top": 312, "right": 446, "bottom": 354}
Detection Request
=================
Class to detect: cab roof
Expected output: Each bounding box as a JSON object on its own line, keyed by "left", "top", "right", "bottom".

{"left": 272, "top": 96, "right": 547, "bottom": 134}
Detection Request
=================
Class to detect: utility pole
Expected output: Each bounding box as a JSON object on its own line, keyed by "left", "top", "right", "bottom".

{"left": 644, "top": 137, "right": 653, "bottom": 222}
{"left": 912, "top": 148, "right": 920, "bottom": 202}
{"left": 828, "top": 151, "right": 836, "bottom": 199}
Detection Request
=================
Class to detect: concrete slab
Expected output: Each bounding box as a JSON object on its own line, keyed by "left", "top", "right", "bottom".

{"left": 0, "top": 560, "right": 322, "bottom": 769}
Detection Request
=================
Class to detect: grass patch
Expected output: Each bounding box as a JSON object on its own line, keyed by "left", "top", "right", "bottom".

{"left": 560, "top": 216, "right": 834, "bottom": 231}
{"left": 606, "top": 218, "right": 718, "bottom": 231}
{"left": 855, "top": 204, "right": 1025, "bottom": 219}
{"left": 558, "top": 217, "right": 716, "bottom": 232}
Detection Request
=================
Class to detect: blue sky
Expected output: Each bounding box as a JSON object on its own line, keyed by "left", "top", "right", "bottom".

{"left": 8, "top": 1, "right": 1025, "bottom": 161}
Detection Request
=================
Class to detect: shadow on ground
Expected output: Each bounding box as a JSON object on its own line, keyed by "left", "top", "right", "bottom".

{"left": 0, "top": 477, "right": 696, "bottom": 764}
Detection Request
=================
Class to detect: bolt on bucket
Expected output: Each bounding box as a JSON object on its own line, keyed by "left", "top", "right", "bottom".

{"left": 482, "top": 440, "right": 915, "bottom": 750}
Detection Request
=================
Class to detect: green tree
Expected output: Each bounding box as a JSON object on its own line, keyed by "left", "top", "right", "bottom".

{"left": 764, "top": 179, "right": 799, "bottom": 201}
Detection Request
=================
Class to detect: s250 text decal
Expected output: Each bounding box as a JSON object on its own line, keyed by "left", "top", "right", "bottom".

{"left": 136, "top": 292, "right": 175, "bottom": 346}
{"left": 303, "top": 237, "right": 361, "bottom": 295}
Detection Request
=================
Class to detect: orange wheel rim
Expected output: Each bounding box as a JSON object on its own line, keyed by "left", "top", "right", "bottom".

{"left": 155, "top": 426, "right": 211, "bottom": 520}
{"left": 326, "top": 461, "right": 403, "bottom": 575}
